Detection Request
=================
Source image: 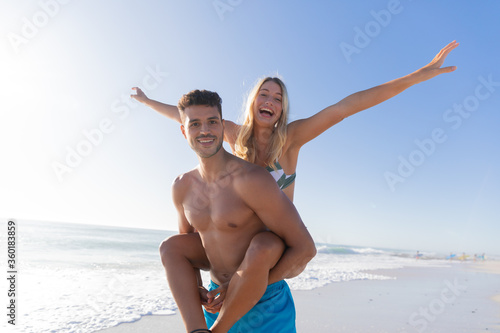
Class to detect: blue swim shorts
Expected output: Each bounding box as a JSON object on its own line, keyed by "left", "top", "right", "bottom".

{"left": 204, "top": 280, "right": 296, "bottom": 333}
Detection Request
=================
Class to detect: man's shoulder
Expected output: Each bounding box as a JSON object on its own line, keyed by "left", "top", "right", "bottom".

{"left": 229, "top": 156, "right": 275, "bottom": 189}
{"left": 172, "top": 168, "right": 199, "bottom": 191}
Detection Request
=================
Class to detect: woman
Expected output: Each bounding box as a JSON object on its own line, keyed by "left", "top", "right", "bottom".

{"left": 138, "top": 41, "right": 458, "bottom": 332}
{"left": 133, "top": 41, "right": 458, "bottom": 202}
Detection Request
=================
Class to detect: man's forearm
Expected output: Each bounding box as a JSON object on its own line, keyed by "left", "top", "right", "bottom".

{"left": 194, "top": 267, "right": 203, "bottom": 287}
{"left": 268, "top": 244, "right": 316, "bottom": 284}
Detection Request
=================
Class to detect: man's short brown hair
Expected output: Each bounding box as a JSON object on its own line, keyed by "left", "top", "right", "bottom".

{"left": 177, "top": 90, "right": 223, "bottom": 122}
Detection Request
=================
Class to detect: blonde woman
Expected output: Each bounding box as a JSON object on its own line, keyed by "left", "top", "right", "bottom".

{"left": 133, "top": 41, "right": 458, "bottom": 202}
{"left": 136, "top": 41, "right": 458, "bottom": 331}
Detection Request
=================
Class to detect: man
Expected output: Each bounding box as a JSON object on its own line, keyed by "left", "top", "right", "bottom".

{"left": 160, "top": 89, "right": 316, "bottom": 333}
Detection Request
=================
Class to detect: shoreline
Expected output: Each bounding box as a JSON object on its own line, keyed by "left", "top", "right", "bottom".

{"left": 97, "top": 261, "right": 500, "bottom": 332}
{"left": 472, "top": 260, "right": 500, "bottom": 313}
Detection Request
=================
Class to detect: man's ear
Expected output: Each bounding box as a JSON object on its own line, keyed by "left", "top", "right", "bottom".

{"left": 180, "top": 124, "right": 187, "bottom": 139}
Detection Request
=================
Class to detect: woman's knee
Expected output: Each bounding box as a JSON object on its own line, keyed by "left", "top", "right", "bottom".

{"left": 159, "top": 233, "right": 209, "bottom": 269}
{"left": 247, "top": 231, "right": 285, "bottom": 263}
{"left": 159, "top": 234, "right": 187, "bottom": 257}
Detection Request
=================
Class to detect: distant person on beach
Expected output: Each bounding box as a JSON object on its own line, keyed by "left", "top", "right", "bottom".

{"left": 135, "top": 41, "right": 459, "bottom": 322}
{"left": 160, "top": 89, "right": 316, "bottom": 332}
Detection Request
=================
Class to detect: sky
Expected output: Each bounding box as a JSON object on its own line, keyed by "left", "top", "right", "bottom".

{"left": 1, "top": 0, "right": 499, "bottom": 255}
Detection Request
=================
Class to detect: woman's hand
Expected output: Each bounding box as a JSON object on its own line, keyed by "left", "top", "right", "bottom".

{"left": 130, "top": 87, "right": 149, "bottom": 104}
{"left": 417, "top": 40, "right": 459, "bottom": 81}
{"left": 200, "top": 282, "right": 229, "bottom": 314}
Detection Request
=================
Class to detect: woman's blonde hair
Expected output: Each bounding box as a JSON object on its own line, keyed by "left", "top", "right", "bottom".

{"left": 234, "top": 77, "right": 290, "bottom": 168}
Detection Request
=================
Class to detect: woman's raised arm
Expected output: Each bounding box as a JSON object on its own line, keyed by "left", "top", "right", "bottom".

{"left": 131, "top": 87, "right": 182, "bottom": 123}
{"left": 132, "top": 87, "right": 241, "bottom": 147}
{"left": 287, "top": 40, "right": 459, "bottom": 149}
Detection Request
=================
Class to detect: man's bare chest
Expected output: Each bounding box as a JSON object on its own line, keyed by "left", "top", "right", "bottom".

{"left": 183, "top": 185, "right": 255, "bottom": 231}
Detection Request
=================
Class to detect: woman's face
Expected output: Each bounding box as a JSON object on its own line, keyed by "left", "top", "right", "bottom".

{"left": 253, "top": 80, "right": 283, "bottom": 127}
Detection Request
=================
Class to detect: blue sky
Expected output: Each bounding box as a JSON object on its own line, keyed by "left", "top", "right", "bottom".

{"left": 1, "top": 0, "right": 499, "bottom": 255}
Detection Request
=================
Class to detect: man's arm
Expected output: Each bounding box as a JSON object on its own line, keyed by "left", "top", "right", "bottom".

{"left": 239, "top": 168, "right": 317, "bottom": 282}
{"left": 172, "top": 175, "right": 195, "bottom": 234}
{"left": 164, "top": 175, "right": 211, "bottom": 331}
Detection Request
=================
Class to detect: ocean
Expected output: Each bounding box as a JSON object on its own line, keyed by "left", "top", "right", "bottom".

{"left": 1, "top": 220, "right": 453, "bottom": 333}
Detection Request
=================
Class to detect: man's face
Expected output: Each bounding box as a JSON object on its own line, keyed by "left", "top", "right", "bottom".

{"left": 181, "top": 105, "right": 224, "bottom": 159}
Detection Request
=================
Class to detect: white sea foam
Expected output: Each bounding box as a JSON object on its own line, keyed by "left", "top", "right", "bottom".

{"left": 18, "top": 261, "right": 176, "bottom": 333}
{"left": 287, "top": 251, "right": 450, "bottom": 290}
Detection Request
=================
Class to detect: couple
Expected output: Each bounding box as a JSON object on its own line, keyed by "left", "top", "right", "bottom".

{"left": 133, "top": 41, "right": 458, "bottom": 332}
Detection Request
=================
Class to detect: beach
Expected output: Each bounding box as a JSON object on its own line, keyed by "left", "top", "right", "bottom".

{"left": 99, "top": 261, "right": 500, "bottom": 333}
{"left": 4, "top": 221, "right": 498, "bottom": 333}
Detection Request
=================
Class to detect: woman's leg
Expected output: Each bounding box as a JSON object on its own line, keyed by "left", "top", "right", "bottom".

{"left": 211, "top": 231, "right": 285, "bottom": 333}
{"left": 159, "top": 233, "right": 210, "bottom": 332}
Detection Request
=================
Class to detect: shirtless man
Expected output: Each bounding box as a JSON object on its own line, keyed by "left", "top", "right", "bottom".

{"left": 160, "top": 89, "right": 316, "bottom": 333}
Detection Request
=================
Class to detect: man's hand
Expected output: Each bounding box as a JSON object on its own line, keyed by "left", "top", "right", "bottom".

{"left": 200, "top": 282, "right": 229, "bottom": 314}
{"left": 130, "top": 87, "right": 149, "bottom": 103}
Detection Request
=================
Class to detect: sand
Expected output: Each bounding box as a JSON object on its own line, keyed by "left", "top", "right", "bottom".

{"left": 97, "top": 261, "right": 500, "bottom": 332}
